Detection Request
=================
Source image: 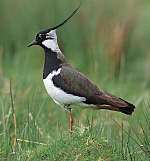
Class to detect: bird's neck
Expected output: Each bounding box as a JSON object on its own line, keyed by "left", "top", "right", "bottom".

{"left": 43, "top": 48, "right": 65, "bottom": 79}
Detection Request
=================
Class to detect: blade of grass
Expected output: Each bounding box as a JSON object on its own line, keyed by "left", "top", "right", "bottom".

{"left": 9, "top": 80, "right": 17, "bottom": 153}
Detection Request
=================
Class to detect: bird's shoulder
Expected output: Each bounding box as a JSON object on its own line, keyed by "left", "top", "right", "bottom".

{"left": 52, "top": 63, "right": 103, "bottom": 97}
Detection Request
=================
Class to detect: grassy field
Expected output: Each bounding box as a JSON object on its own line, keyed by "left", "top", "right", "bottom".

{"left": 0, "top": 0, "right": 150, "bottom": 160}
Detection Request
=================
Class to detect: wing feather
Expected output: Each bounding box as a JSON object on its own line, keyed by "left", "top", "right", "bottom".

{"left": 52, "top": 64, "right": 135, "bottom": 115}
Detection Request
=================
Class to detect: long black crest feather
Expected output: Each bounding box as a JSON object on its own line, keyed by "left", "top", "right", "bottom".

{"left": 51, "top": 3, "right": 81, "bottom": 30}
{"left": 39, "top": 3, "right": 81, "bottom": 34}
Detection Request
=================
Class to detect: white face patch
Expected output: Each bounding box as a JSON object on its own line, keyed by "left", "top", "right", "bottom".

{"left": 42, "top": 30, "right": 61, "bottom": 52}
{"left": 42, "top": 39, "right": 61, "bottom": 52}
{"left": 46, "top": 30, "right": 57, "bottom": 39}
{"left": 43, "top": 68, "right": 86, "bottom": 106}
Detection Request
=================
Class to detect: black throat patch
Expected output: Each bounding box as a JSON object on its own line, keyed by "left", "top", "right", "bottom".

{"left": 43, "top": 48, "right": 62, "bottom": 79}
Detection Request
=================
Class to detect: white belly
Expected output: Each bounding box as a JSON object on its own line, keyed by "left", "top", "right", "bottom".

{"left": 43, "top": 69, "right": 86, "bottom": 106}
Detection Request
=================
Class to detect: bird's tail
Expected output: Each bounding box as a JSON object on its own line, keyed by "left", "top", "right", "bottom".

{"left": 96, "top": 93, "right": 135, "bottom": 115}
{"left": 116, "top": 98, "right": 135, "bottom": 115}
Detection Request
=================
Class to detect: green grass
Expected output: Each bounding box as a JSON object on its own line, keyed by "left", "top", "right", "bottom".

{"left": 0, "top": 0, "right": 150, "bottom": 160}
{"left": 0, "top": 50, "right": 150, "bottom": 161}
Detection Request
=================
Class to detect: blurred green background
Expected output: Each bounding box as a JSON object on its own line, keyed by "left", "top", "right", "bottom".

{"left": 0, "top": 0, "right": 150, "bottom": 90}
{"left": 0, "top": 0, "right": 150, "bottom": 160}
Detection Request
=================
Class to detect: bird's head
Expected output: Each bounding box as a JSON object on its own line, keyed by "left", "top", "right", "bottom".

{"left": 28, "top": 4, "right": 80, "bottom": 50}
{"left": 28, "top": 29, "right": 58, "bottom": 50}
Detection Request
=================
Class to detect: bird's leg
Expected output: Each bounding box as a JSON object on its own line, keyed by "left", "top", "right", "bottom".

{"left": 64, "top": 106, "right": 73, "bottom": 133}
{"left": 68, "top": 108, "right": 73, "bottom": 133}
{"left": 64, "top": 105, "right": 74, "bottom": 133}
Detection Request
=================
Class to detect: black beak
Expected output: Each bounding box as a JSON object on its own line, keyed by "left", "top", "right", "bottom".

{"left": 28, "top": 4, "right": 81, "bottom": 47}
{"left": 27, "top": 39, "right": 38, "bottom": 47}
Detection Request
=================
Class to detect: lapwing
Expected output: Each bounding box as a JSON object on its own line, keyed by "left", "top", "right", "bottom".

{"left": 28, "top": 6, "right": 135, "bottom": 132}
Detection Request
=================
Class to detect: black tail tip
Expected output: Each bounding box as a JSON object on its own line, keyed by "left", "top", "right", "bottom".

{"left": 120, "top": 103, "right": 135, "bottom": 115}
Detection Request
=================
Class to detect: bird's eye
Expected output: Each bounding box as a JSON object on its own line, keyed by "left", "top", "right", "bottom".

{"left": 36, "top": 34, "right": 45, "bottom": 41}
{"left": 39, "top": 34, "right": 45, "bottom": 39}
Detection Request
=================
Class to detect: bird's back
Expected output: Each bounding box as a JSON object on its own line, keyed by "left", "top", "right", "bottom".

{"left": 52, "top": 64, "right": 135, "bottom": 114}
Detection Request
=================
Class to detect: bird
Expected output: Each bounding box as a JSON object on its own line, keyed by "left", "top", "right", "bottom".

{"left": 28, "top": 5, "right": 135, "bottom": 132}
